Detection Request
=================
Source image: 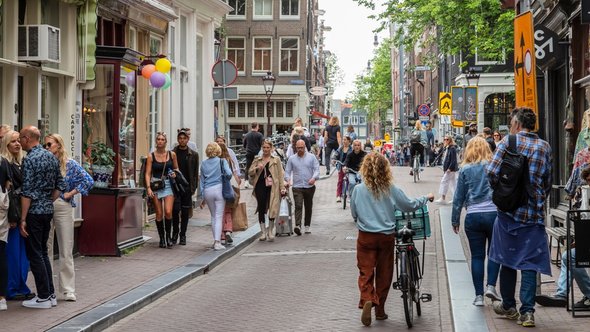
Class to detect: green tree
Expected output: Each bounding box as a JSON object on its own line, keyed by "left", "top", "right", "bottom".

{"left": 325, "top": 52, "right": 345, "bottom": 93}
{"left": 354, "top": 0, "right": 514, "bottom": 66}
{"left": 350, "top": 38, "right": 393, "bottom": 125}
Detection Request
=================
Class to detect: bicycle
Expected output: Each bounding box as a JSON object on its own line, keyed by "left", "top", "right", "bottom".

{"left": 335, "top": 161, "right": 360, "bottom": 210}
{"left": 412, "top": 154, "right": 421, "bottom": 183}
{"left": 392, "top": 205, "right": 433, "bottom": 328}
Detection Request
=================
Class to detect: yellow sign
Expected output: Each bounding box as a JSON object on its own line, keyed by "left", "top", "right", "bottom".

{"left": 452, "top": 120, "right": 463, "bottom": 128}
{"left": 384, "top": 133, "right": 391, "bottom": 141}
{"left": 374, "top": 140, "right": 382, "bottom": 147}
{"left": 514, "top": 11, "right": 538, "bottom": 118}
{"left": 439, "top": 92, "right": 452, "bottom": 116}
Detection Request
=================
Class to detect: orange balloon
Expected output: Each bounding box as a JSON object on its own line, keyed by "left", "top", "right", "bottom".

{"left": 141, "top": 64, "right": 156, "bottom": 79}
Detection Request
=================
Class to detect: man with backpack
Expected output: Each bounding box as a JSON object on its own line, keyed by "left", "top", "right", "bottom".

{"left": 485, "top": 107, "right": 552, "bottom": 328}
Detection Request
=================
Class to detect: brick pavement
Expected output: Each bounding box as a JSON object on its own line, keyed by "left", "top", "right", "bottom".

{"left": 0, "top": 188, "right": 261, "bottom": 331}
{"left": 106, "top": 166, "right": 454, "bottom": 331}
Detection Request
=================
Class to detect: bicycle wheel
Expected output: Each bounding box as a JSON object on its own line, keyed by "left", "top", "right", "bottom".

{"left": 342, "top": 180, "right": 347, "bottom": 210}
{"left": 413, "top": 158, "right": 419, "bottom": 183}
{"left": 411, "top": 252, "right": 422, "bottom": 316}
{"left": 400, "top": 251, "right": 414, "bottom": 328}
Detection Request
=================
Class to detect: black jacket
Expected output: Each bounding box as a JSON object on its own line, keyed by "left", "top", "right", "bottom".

{"left": 173, "top": 146, "right": 199, "bottom": 195}
{"left": 443, "top": 145, "right": 458, "bottom": 172}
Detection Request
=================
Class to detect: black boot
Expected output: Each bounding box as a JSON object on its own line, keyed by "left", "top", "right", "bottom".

{"left": 179, "top": 208, "right": 189, "bottom": 245}
{"left": 165, "top": 218, "right": 173, "bottom": 248}
{"left": 156, "top": 221, "right": 166, "bottom": 248}
{"left": 171, "top": 219, "right": 179, "bottom": 245}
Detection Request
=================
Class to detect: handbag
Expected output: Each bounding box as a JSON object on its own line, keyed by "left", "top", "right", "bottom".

{"left": 149, "top": 152, "right": 167, "bottom": 191}
{"left": 264, "top": 167, "right": 273, "bottom": 187}
{"left": 231, "top": 202, "right": 248, "bottom": 231}
{"left": 220, "top": 159, "right": 235, "bottom": 203}
{"left": 7, "top": 189, "right": 21, "bottom": 223}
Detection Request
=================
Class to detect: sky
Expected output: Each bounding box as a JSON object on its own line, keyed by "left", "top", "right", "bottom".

{"left": 320, "top": 0, "right": 387, "bottom": 101}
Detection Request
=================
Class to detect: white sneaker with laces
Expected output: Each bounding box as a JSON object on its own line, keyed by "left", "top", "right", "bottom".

{"left": 484, "top": 285, "right": 501, "bottom": 301}
{"left": 50, "top": 294, "right": 57, "bottom": 306}
{"left": 22, "top": 296, "right": 52, "bottom": 309}
{"left": 213, "top": 242, "right": 226, "bottom": 251}
{"left": 0, "top": 298, "right": 7, "bottom": 311}
{"left": 434, "top": 198, "right": 445, "bottom": 204}
{"left": 64, "top": 293, "right": 76, "bottom": 302}
{"left": 304, "top": 226, "right": 311, "bottom": 234}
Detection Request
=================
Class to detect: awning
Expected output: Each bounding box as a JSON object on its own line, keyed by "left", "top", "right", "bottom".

{"left": 77, "top": 0, "right": 97, "bottom": 82}
{"left": 310, "top": 111, "right": 330, "bottom": 119}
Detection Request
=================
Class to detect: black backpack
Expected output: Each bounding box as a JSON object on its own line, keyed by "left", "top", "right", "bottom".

{"left": 491, "top": 135, "right": 530, "bottom": 212}
{"left": 410, "top": 130, "right": 421, "bottom": 144}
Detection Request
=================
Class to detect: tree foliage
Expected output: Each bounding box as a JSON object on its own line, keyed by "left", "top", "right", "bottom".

{"left": 325, "top": 52, "right": 345, "bottom": 94}
{"left": 354, "top": 0, "right": 514, "bottom": 66}
{"left": 350, "top": 38, "right": 393, "bottom": 122}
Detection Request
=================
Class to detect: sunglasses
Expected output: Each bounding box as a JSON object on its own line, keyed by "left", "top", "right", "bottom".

{"left": 44, "top": 142, "right": 53, "bottom": 149}
{"left": 493, "top": 134, "right": 500, "bottom": 137}
{"left": 156, "top": 131, "right": 167, "bottom": 137}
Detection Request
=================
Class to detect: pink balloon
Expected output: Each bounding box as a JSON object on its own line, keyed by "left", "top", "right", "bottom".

{"left": 150, "top": 72, "right": 166, "bottom": 88}
{"left": 125, "top": 71, "right": 135, "bottom": 86}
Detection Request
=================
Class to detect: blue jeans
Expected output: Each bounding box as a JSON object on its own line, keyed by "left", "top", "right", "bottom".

{"left": 555, "top": 249, "right": 590, "bottom": 298}
{"left": 500, "top": 267, "right": 537, "bottom": 314}
{"left": 464, "top": 211, "right": 500, "bottom": 296}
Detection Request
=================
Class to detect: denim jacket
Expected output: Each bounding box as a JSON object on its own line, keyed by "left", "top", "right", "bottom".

{"left": 451, "top": 161, "right": 494, "bottom": 226}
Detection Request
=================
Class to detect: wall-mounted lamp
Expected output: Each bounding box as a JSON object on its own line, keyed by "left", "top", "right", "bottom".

{"left": 466, "top": 69, "right": 480, "bottom": 86}
{"left": 214, "top": 39, "right": 221, "bottom": 62}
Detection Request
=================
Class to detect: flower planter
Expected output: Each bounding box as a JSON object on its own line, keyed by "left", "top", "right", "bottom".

{"left": 91, "top": 165, "right": 114, "bottom": 188}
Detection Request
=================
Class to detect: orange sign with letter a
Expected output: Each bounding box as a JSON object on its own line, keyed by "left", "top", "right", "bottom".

{"left": 514, "top": 11, "right": 538, "bottom": 119}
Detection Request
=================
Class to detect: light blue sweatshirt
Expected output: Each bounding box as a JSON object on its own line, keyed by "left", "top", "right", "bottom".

{"left": 351, "top": 183, "right": 428, "bottom": 234}
{"left": 199, "top": 157, "right": 232, "bottom": 197}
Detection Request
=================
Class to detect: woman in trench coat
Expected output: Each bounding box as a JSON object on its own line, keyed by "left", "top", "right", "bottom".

{"left": 248, "top": 140, "right": 286, "bottom": 242}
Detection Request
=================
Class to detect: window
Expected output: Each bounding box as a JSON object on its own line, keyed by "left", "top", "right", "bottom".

{"left": 248, "top": 102, "right": 255, "bottom": 117}
{"left": 343, "top": 116, "right": 350, "bottom": 125}
{"left": 238, "top": 102, "right": 246, "bottom": 117}
{"left": 41, "top": 76, "right": 59, "bottom": 137}
{"left": 0, "top": 1, "right": 3, "bottom": 57}
{"left": 280, "top": 38, "right": 299, "bottom": 73}
{"left": 226, "top": 0, "right": 246, "bottom": 18}
{"left": 281, "top": 0, "right": 299, "bottom": 18}
{"left": 286, "top": 102, "right": 293, "bottom": 117}
{"left": 179, "top": 15, "right": 187, "bottom": 67}
{"left": 475, "top": 48, "right": 506, "bottom": 65}
{"left": 257, "top": 101, "right": 265, "bottom": 117}
{"left": 253, "top": 37, "right": 272, "bottom": 73}
{"left": 254, "top": 0, "right": 273, "bottom": 19}
{"left": 229, "top": 102, "right": 236, "bottom": 117}
{"left": 227, "top": 37, "right": 245, "bottom": 73}
{"left": 129, "top": 27, "right": 137, "bottom": 51}
{"left": 276, "top": 102, "right": 284, "bottom": 117}
{"left": 359, "top": 116, "right": 367, "bottom": 125}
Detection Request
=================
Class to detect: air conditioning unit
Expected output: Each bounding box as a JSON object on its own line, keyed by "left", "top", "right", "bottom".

{"left": 18, "top": 25, "right": 60, "bottom": 63}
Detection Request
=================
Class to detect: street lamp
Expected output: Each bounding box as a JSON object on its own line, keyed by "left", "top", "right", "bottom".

{"left": 261, "top": 71, "right": 276, "bottom": 137}
{"left": 466, "top": 69, "right": 480, "bottom": 87}
{"left": 461, "top": 69, "right": 481, "bottom": 153}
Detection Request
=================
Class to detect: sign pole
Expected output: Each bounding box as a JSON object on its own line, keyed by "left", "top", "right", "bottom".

{"left": 462, "top": 86, "right": 467, "bottom": 157}
{"left": 221, "top": 61, "right": 230, "bottom": 141}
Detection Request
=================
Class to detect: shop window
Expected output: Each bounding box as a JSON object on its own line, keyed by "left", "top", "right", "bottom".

{"left": 257, "top": 101, "right": 265, "bottom": 117}
{"left": 253, "top": 37, "right": 272, "bottom": 73}
{"left": 483, "top": 92, "right": 515, "bottom": 132}
{"left": 280, "top": 37, "right": 299, "bottom": 74}
{"left": 281, "top": 0, "right": 299, "bottom": 18}
{"left": 248, "top": 102, "right": 255, "bottom": 117}
{"left": 227, "top": 37, "right": 245, "bottom": 73}
{"left": 226, "top": 0, "right": 246, "bottom": 18}
{"left": 254, "top": 0, "right": 273, "bottom": 20}
{"left": 40, "top": 75, "right": 59, "bottom": 137}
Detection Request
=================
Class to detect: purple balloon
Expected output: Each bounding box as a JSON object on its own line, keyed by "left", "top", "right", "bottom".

{"left": 125, "top": 71, "right": 135, "bottom": 86}
{"left": 150, "top": 72, "right": 166, "bottom": 88}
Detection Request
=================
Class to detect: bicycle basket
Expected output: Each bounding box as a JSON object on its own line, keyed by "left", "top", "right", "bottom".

{"left": 394, "top": 205, "right": 431, "bottom": 239}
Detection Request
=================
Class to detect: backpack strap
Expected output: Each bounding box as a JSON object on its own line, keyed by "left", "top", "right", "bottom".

{"left": 508, "top": 134, "right": 517, "bottom": 153}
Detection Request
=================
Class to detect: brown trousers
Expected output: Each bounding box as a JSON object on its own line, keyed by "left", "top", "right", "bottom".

{"left": 356, "top": 230, "right": 395, "bottom": 315}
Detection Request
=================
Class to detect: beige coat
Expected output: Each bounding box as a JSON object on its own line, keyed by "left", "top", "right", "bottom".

{"left": 248, "top": 155, "right": 285, "bottom": 219}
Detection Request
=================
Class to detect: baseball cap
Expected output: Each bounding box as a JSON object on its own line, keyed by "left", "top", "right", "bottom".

{"left": 177, "top": 129, "right": 189, "bottom": 138}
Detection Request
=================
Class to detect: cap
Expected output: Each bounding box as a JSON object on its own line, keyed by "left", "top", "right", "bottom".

{"left": 177, "top": 129, "right": 189, "bottom": 138}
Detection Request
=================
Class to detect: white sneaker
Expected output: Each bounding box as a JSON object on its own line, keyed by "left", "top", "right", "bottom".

{"left": 50, "top": 294, "right": 57, "bottom": 306}
{"left": 434, "top": 198, "right": 445, "bottom": 204}
{"left": 336, "top": 197, "right": 341, "bottom": 203}
{"left": 304, "top": 226, "right": 311, "bottom": 234}
{"left": 0, "top": 298, "right": 7, "bottom": 311}
{"left": 213, "top": 242, "right": 226, "bottom": 251}
{"left": 484, "top": 285, "right": 501, "bottom": 301}
{"left": 473, "top": 295, "right": 484, "bottom": 306}
{"left": 244, "top": 182, "right": 250, "bottom": 189}
{"left": 64, "top": 293, "right": 77, "bottom": 302}
{"left": 22, "top": 296, "right": 52, "bottom": 309}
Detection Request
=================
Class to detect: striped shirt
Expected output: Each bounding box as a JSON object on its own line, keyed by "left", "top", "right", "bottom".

{"left": 486, "top": 131, "right": 552, "bottom": 224}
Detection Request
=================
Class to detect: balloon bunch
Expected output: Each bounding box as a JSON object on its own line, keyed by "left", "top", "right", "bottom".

{"left": 136, "top": 58, "right": 172, "bottom": 89}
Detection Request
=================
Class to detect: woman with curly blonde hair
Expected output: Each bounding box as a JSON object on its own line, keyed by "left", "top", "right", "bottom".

{"left": 350, "top": 153, "right": 433, "bottom": 326}
{"left": 451, "top": 137, "right": 500, "bottom": 306}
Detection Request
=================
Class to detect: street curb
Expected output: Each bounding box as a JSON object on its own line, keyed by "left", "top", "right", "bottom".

{"left": 439, "top": 206, "right": 489, "bottom": 332}
{"left": 47, "top": 226, "right": 261, "bottom": 332}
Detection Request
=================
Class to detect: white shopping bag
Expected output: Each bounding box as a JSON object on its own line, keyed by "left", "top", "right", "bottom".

{"left": 279, "top": 197, "right": 290, "bottom": 217}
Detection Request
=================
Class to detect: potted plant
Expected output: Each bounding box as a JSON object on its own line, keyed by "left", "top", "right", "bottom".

{"left": 86, "top": 141, "right": 116, "bottom": 188}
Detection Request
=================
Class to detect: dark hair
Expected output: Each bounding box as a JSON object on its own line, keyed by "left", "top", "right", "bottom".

{"left": 251, "top": 122, "right": 258, "bottom": 129}
{"left": 513, "top": 107, "right": 536, "bottom": 130}
{"left": 483, "top": 127, "right": 492, "bottom": 135}
{"left": 582, "top": 166, "right": 590, "bottom": 182}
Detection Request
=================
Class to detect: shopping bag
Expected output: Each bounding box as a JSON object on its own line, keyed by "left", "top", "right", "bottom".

{"left": 279, "top": 197, "right": 290, "bottom": 217}
{"left": 232, "top": 202, "right": 248, "bottom": 231}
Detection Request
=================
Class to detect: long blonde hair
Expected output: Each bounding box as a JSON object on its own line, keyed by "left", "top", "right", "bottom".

{"left": 359, "top": 153, "right": 392, "bottom": 199}
{"left": 329, "top": 116, "right": 340, "bottom": 126}
{"left": 461, "top": 136, "right": 491, "bottom": 166}
{"left": 0, "top": 130, "right": 25, "bottom": 164}
{"left": 46, "top": 133, "right": 68, "bottom": 176}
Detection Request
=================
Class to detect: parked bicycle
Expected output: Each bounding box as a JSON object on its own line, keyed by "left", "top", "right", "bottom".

{"left": 392, "top": 205, "right": 433, "bottom": 328}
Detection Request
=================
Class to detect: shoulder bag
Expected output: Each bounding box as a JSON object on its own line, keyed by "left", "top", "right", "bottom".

{"left": 3, "top": 159, "right": 21, "bottom": 223}
{"left": 149, "top": 152, "right": 167, "bottom": 191}
{"left": 264, "top": 165, "right": 273, "bottom": 187}
{"left": 220, "top": 159, "right": 235, "bottom": 203}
